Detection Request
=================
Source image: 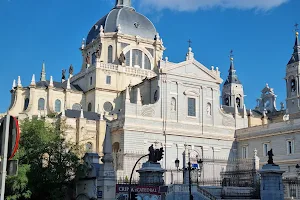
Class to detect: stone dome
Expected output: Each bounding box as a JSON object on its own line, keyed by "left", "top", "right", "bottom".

{"left": 86, "top": 7, "right": 157, "bottom": 45}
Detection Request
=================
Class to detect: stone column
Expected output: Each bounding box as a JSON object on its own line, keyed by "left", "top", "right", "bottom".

{"left": 259, "top": 164, "right": 285, "bottom": 200}
{"left": 97, "top": 124, "right": 116, "bottom": 200}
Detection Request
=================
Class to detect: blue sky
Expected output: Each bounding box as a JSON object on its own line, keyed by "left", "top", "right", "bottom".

{"left": 0, "top": 0, "right": 299, "bottom": 112}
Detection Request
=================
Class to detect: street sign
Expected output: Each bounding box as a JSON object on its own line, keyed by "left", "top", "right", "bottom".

{"left": 0, "top": 116, "right": 20, "bottom": 159}
{"left": 192, "top": 163, "right": 199, "bottom": 169}
{"left": 97, "top": 190, "right": 102, "bottom": 198}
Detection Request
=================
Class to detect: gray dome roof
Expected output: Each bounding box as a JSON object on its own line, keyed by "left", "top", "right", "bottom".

{"left": 86, "top": 7, "right": 157, "bottom": 45}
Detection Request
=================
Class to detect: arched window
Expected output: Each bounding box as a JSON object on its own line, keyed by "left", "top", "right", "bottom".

{"left": 125, "top": 51, "right": 130, "bottom": 66}
{"left": 72, "top": 103, "right": 81, "bottom": 111}
{"left": 236, "top": 98, "right": 241, "bottom": 108}
{"left": 108, "top": 45, "right": 113, "bottom": 63}
{"left": 291, "top": 79, "right": 296, "bottom": 92}
{"left": 38, "top": 98, "right": 45, "bottom": 110}
{"left": 55, "top": 99, "right": 61, "bottom": 112}
{"left": 86, "top": 142, "right": 93, "bottom": 153}
{"left": 144, "top": 55, "right": 151, "bottom": 70}
{"left": 88, "top": 103, "right": 92, "bottom": 112}
{"left": 92, "top": 52, "right": 96, "bottom": 65}
{"left": 132, "top": 49, "right": 142, "bottom": 68}
{"left": 24, "top": 98, "right": 29, "bottom": 111}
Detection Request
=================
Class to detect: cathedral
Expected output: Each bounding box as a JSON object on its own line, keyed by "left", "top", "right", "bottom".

{"left": 6, "top": 0, "right": 300, "bottom": 185}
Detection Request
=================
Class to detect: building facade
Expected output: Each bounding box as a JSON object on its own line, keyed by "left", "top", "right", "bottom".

{"left": 7, "top": 0, "right": 298, "bottom": 185}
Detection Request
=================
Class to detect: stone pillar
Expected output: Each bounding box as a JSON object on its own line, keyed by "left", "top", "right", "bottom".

{"left": 137, "top": 161, "right": 166, "bottom": 186}
{"left": 76, "top": 153, "right": 100, "bottom": 199}
{"left": 259, "top": 164, "right": 285, "bottom": 200}
{"left": 97, "top": 124, "right": 116, "bottom": 200}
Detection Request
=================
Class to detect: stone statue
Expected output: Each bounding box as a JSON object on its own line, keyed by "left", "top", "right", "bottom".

{"left": 267, "top": 149, "right": 274, "bottom": 165}
{"left": 69, "top": 65, "right": 74, "bottom": 75}
{"left": 171, "top": 98, "right": 176, "bottom": 111}
{"left": 148, "top": 145, "right": 164, "bottom": 163}
{"left": 148, "top": 145, "right": 155, "bottom": 162}
{"left": 207, "top": 103, "right": 211, "bottom": 115}
{"left": 96, "top": 45, "right": 102, "bottom": 58}
{"left": 86, "top": 53, "right": 91, "bottom": 65}
{"left": 119, "top": 52, "right": 126, "bottom": 64}
{"left": 62, "top": 69, "right": 66, "bottom": 81}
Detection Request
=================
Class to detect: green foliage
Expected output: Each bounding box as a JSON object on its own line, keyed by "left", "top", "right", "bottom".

{"left": 5, "top": 118, "right": 82, "bottom": 200}
{"left": 46, "top": 113, "right": 57, "bottom": 118}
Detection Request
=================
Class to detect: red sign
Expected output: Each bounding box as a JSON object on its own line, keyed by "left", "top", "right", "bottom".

{"left": 116, "top": 184, "right": 160, "bottom": 195}
{"left": 0, "top": 116, "right": 20, "bottom": 160}
{"left": 8, "top": 116, "right": 20, "bottom": 160}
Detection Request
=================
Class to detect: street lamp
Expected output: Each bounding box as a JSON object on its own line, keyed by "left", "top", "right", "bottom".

{"left": 174, "top": 156, "right": 203, "bottom": 200}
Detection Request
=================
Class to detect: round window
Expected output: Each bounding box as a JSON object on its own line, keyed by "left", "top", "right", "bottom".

{"left": 103, "top": 102, "right": 113, "bottom": 112}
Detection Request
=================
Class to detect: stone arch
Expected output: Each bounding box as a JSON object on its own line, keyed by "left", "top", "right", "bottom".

{"left": 236, "top": 97, "right": 241, "bottom": 108}
{"left": 108, "top": 45, "right": 113, "bottom": 63}
{"left": 24, "top": 98, "right": 29, "bottom": 111}
{"left": 87, "top": 103, "right": 92, "bottom": 112}
{"left": 122, "top": 45, "right": 154, "bottom": 69}
{"left": 38, "top": 98, "right": 45, "bottom": 110}
{"left": 54, "top": 99, "right": 61, "bottom": 112}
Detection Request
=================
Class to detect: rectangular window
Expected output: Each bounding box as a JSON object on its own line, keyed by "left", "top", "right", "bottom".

{"left": 263, "top": 143, "right": 269, "bottom": 156}
{"left": 106, "top": 75, "right": 111, "bottom": 85}
{"left": 90, "top": 77, "right": 93, "bottom": 86}
{"left": 242, "top": 146, "right": 248, "bottom": 159}
{"left": 287, "top": 140, "right": 294, "bottom": 155}
{"left": 188, "top": 98, "right": 196, "bottom": 117}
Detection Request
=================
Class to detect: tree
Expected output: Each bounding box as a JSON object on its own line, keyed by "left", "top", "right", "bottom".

{"left": 5, "top": 118, "right": 83, "bottom": 200}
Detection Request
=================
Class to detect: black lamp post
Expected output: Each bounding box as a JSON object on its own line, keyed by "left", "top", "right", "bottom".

{"left": 296, "top": 164, "right": 300, "bottom": 177}
{"left": 174, "top": 157, "right": 203, "bottom": 200}
{"left": 196, "top": 156, "right": 203, "bottom": 185}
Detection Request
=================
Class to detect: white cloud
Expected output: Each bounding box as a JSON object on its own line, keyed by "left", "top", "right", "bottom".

{"left": 138, "top": 0, "right": 289, "bottom": 12}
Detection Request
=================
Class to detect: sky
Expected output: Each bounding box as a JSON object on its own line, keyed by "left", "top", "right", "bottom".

{"left": 0, "top": 0, "right": 299, "bottom": 112}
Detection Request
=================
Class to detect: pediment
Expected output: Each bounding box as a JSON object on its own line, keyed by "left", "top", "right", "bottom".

{"left": 161, "top": 59, "right": 222, "bottom": 84}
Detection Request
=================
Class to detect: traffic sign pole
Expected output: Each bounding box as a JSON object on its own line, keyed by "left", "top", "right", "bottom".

{"left": 0, "top": 115, "right": 10, "bottom": 200}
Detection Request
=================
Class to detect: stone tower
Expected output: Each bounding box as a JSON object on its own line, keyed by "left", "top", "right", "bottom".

{"left": 222, "top": 53, "right": 244, "bottom": 109}
{"left": 285, "top": 28, "right": 300, "bottom": 115}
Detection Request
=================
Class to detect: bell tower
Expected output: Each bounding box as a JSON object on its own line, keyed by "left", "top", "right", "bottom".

{"left": 285, "top": 24, "right": 300, "bottom": 115}
{"left": 222, "top": 51, "right": 245, "bottom": 109}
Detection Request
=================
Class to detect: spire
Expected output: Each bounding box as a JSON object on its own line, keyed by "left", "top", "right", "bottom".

{"left": 17, "top": 76, "right": 22, "bottom": 87}
{"left": 80, "top": 106, "right": 84, "bottom": 118}
{"left": 101, "top": 124, "right": 113, "bottom": 163}
{"left": 49, "top": 76, "right": 54, "bottom": 87}
{"left": 31, "top": 74, "right": 36, "bottom": 86}
{"left": 12, "top": 80, "right": 16, "bottom": 90}
{"left": 67, "top": 78, "right": 71, "bottom": 90}
{"left": 40, "top": 62, "right": 46, "bottom": 82}
{"left": 224, "top": 50, "right": 241, "bottom": 85}
{"left": 115, "top": 0, "right": 132, "bottom": 8}
{"left": 288, "top": 23, "right": 300, "bottom": 65}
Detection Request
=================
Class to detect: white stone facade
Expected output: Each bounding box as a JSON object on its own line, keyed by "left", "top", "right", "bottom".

{"left": 11, "top": 0, "right": 300, "bottom": 186}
